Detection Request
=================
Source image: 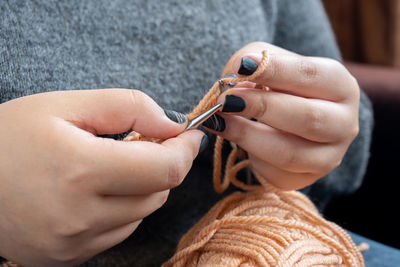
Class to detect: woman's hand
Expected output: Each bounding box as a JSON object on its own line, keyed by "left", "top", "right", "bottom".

{"left": 0, "top": 89, "right": 203, "bottom": 266}
{"left": 205, "top": 42, "right": 359, "bottom": 191}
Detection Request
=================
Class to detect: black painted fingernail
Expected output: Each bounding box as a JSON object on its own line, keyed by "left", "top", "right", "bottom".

{"left": 223, "top": 73, "right": 238, "bottom": 87}
{"left": 164, "top": 109, "right": 187, "bottom": 124}
{"left": 238, "top": 57, "right": 258, "bottom": 75}
{"left": 202, "top": 114, "right": 226, "bottom": 132}
{"left": 199, "top": 135, "right": 209, "bottom": 153}
{"left": 222, "top": 95, "right": 245, "bottom": 113}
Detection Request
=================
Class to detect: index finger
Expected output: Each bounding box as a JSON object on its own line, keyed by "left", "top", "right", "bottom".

{"left": 69, "top": 129, "right": 204, "bottom": 195}
{"left": 223, "top": 42, "right": 358, "bottom": 101}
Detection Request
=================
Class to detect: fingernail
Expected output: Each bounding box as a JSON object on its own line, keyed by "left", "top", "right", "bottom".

{"left": 164, "top": 109, "right": 187, "bottom": 124}
{"left": 223, "top": 73, "right": 238, "bottom": 87}
{"left": 222, "top": 95, "right": 245, "bottom": 113}
{"left": 238, "top": 57, "right": 258, "bottom": 75}
{"left": 199, "top": 135, "right": 209, "bottom": 153}
{"left": 202, "top": 114, "right": 226, "bottom": 132}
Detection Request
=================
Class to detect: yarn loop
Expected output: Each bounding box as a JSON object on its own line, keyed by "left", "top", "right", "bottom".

{"left": 163, "top": 189, "right": 365, "bottom": 267}
{"left": 0, "top": 51, "right": 366, "bottom": 267}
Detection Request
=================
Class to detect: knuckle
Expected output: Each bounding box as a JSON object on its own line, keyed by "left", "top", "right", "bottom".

{"left": 156, "top": 190, "right": 170, "bottom": 209}
{"left": 129, "top": 88, "right": 145, "bottom": 102}
{"left": 348, "top": 73, "right": 359, "bottom": 89}
{"left": 48, "top": 211, "right": 91, "bottom": 239}
{"left": 349, "top": 75, "right": 361, "bottom": 100}
{"left": 129, "top": 89, "right": 152, "bottom": 109}
{"left": 60, "top": 158, "right": 93, "bottom": 191}
{"left": 325, "top": 58, "right": 343, "bottom": 74}
{"left": 230, "top": 120, "right": 248, "bottom": 145}
{"left": 47, "top": 246, "right": 81, "bottom": 265}
{"left": 325, "top": 157, "right": 342, "bottom": 173}
{"left": 167, "top": 156, "right": 187, "bottom": 188}
{"left": 278, "top": 149, "right": 298, "bottom": 169}
{"left": 42, "top": 234, "right": 83, "bottom": 265}
{"left": 314, "top": 154, "right": 342, "bottom": 175}
{"left": 251, "top": 94, "right": 269, "bottom": 119}
{"left": 298, "top": 58, "right": 318, "bottom": 84}
{"left": 303, "top": 105, "right": 325, "bottom": 135}
{"left": 327, "top": 60, "right": 361, "bottom": 100}
{"left": 264, "top": 55, "right": 279, "bottom": 81}
{"left": 303, "top": 173, "right": 322, "bottom": 187}
{"left": 53, "top": 219, "right": 90, "bottom": 239}
{"left": 62, "top": 171, "right": 86, "bottom": 189}
{"left": 351, "top": 123, "right": 360, "bottom": 140}
{"left": 333, "top": 157, "right": 343, "bottom": 169}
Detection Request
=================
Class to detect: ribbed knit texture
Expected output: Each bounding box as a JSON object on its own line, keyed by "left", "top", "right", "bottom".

{"left": 0, "top": 0, "right": 373, "bottom": 265}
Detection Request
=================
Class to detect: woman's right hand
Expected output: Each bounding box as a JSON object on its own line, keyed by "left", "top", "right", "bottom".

{"left": 0, "top": 89, "right": 204, "bottom": 267}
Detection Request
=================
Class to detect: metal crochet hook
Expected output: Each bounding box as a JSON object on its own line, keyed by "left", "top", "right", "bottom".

{"left": 185, "top": 103, "right": 222, "bottom": 131}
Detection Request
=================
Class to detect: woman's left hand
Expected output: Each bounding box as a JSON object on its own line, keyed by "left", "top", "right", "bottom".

{"left": 204, "top": 42, "right": 360, "bottom": 191}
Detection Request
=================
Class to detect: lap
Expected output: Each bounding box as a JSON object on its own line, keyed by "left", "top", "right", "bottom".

{"left": 349, "top": 231, "right": 400, "bottom": 267}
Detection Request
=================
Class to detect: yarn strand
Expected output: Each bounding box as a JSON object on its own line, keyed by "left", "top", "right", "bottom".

{"left": 124, "top": 50, "right": 270, "bottom": 194}
{"left": 1, "top": 50, "right": 367, "bottom": 267}
{"left": 163, "top": 192, "right": 365, "bottom": 267}
{"left": 161, "top": 50, "right": 366, "bottom": 266}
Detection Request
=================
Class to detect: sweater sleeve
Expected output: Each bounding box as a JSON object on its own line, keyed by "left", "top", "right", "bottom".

{"left": 267, "top": 0, "right": 374, "bottom": 210}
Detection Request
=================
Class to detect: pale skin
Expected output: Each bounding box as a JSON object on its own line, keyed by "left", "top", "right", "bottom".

{"left": 0, "top": 42, "right": 359, "bottom": 266}
{"left": 212, "top": 42, "right": 359, "bottom": 190}
{"left": 0, "top": 89, "right": 204, "bottom": 266}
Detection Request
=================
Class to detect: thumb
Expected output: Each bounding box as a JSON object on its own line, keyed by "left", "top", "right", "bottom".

{"left": 50, "top": 89, "right": 188, "bottom": 139}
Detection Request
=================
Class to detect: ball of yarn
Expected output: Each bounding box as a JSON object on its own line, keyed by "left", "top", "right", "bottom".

{"left": 163, "top": 190, "right": 364, "bottom": 267}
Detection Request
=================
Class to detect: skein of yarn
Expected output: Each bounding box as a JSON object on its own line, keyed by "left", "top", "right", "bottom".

{"left": 163, "top": 188, "right": 365, "bottom": 267}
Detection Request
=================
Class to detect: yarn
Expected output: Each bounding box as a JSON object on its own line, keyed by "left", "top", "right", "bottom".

{"left": 163, "top": 187, "right": 365, "bottom": 267}
{"left": 124, "top": 50, "right": 271, "bottom": 193}
{"left": 160, "top": 50, "right": 366, "bottom": 266}
{"left": 0, "top": 51, "right": 366, "bottom": 266}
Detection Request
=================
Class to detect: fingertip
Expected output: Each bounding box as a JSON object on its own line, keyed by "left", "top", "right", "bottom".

{"left": 134, "top": 111, "right": 187, "bottom": 140}
{"left": 162, "top": 128, "right": 204, "bottom": 150}
{"left": 243, "top": 53, "right": 263, "bottom": 63}
{"left": 228, "top": 53, "right": 261, "bottom": 77}
{"left": 237, "top": 57, "right": 258, "bottom": 76}
{"left": 159, "top": 113, "right": 188, "bottom": 137}
{"left": 183, "top": 129, "right": 205, "bottom": 145}
{"left": 217, "top": 91, "right": 242, "bottom": 114}
{"left": 217, "top": 90, "right": 229, "bottom": 105}
{"left": 224, "top": 53, "right": 263, "bottom": 80}
{"left": 163, "top": 109, "right": 188, "bottom": 127}
{"left": 182, "top": 129, "right": 206, "bottom": 158}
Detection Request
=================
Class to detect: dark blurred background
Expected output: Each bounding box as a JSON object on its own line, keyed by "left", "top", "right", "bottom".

{"left": 322, "top": 0, "right": 400, "bottom": 249}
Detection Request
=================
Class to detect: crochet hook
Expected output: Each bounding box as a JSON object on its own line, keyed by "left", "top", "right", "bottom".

{"left": 185, "top": 103, "right": 222, "bottom": 131}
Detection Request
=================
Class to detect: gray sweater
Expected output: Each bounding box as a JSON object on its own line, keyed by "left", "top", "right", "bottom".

{"left": 0, "top": 0, "right": 373, "bottom": 266}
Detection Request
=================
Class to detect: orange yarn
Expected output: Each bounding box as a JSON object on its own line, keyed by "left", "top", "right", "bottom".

{"left": 159, "top": 50, "right": 366, "bottom": 266}
{"left": 0, "top": 51, "right": 367, "bottom": 266}
{"left": 124, "top": 50, "right": 270, "bottom": 193}
{"left": 163, "top": 186, "right": 365, "bottom": 267}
